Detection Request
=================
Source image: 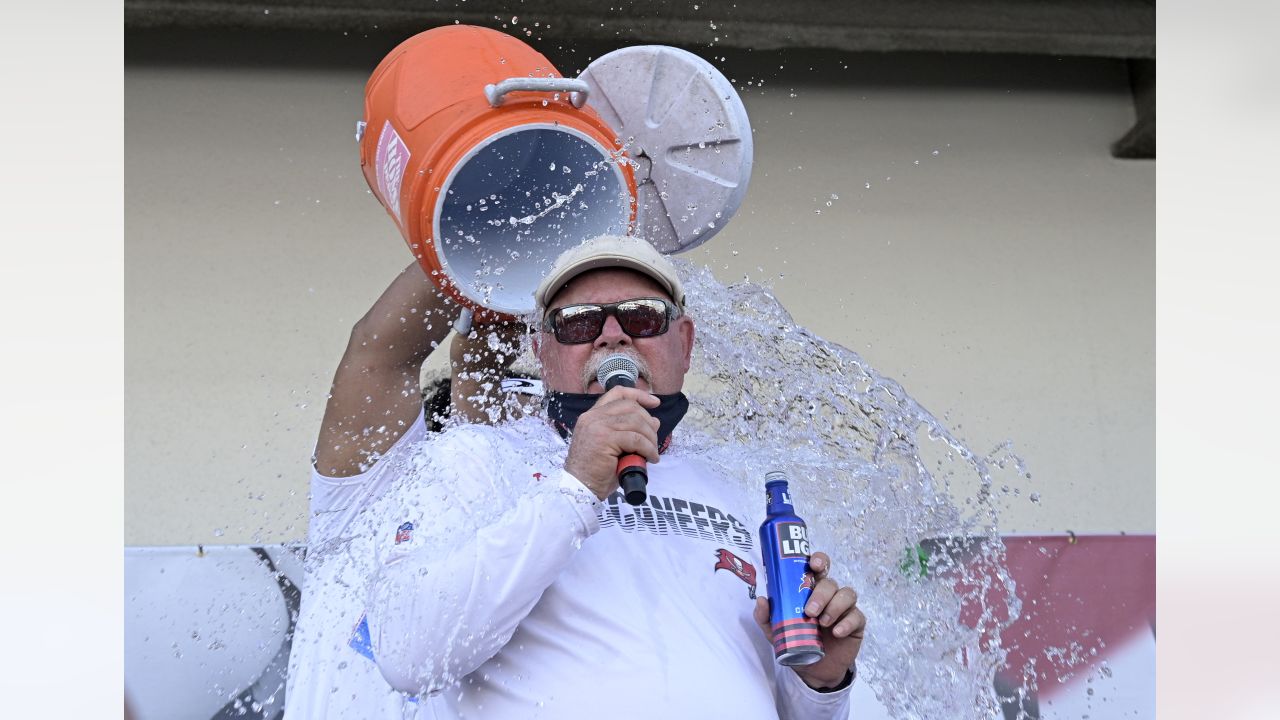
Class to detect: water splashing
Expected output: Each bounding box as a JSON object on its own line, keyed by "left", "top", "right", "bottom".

{"left": 494, "top": 183, "right": 588, "bottom": 228}
{"left": 671, "top": 260, "right": 1019, "bottom": 718}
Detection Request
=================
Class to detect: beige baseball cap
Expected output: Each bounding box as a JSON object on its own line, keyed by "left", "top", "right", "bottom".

{"left": 534, "top": 234, "right": 686, "bottom": 312}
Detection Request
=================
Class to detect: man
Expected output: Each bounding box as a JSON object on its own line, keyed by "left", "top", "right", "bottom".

{"left": 366, "top": 235, "right": 867, "bottom": 718}
{"left": 285, "top": 262, "right": 535, "bottom": 719}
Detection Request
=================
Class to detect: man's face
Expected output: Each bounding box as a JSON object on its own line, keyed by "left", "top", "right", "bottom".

{"left": 535, "top": 268, "right": 695, "bottom": 394}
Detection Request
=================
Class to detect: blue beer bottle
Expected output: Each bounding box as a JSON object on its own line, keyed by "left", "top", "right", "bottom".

{"left": 759, "top": 471, "right": 824, "bottom": 666}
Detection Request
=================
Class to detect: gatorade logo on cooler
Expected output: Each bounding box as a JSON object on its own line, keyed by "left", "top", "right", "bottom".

{"left": 375, "top": 120, "right": 410, "bottom": 224}
{"left": 775, "top": 522, "right": 811, "bottom": 558}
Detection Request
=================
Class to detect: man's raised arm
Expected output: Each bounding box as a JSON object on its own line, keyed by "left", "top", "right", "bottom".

{"left": 313, "top": 262, "right": 456, "bottom": 477}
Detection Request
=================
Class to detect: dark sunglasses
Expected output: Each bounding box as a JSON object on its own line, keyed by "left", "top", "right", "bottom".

{"left": 543, "top": 298, "right": 679, "bottom": 344}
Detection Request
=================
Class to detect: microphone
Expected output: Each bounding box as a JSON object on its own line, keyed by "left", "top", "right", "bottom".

{"left": 596, "top": 354, "right": 649, "bottom": 506}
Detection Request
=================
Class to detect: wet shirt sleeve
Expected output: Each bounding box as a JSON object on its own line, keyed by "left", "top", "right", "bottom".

{"left": 308, "top": 408, "right": 429, "bottom": 546}
{"left": 775, "top": 662, "right": 855, "bottom": 720}
{"left": 366, "top": 427, "right": 601, "bottom": 695}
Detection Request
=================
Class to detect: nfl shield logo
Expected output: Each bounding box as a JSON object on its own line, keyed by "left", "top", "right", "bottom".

{"left": 395, "top": 521, "right": 413, "bottom": 545}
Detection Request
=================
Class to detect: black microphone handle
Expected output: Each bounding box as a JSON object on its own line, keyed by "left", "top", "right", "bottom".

{"left": 619, "top": 465, "right": 649, "bottom": 506}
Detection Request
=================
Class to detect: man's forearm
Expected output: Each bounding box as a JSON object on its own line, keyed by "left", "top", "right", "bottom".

{"left": 314, "top": 263, "right": 456, "bottom": 476}
{"left": 349, "top": 263, "right": 457, "bottom": 372}
{"left": 369, "top": 470, "right": 601, "bottom": 694}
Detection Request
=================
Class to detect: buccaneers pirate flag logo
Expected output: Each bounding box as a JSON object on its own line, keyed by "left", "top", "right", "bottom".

{"left": 800, "top": 570, "right": 815, "bottom": 593}
{"left": 714, "top": 548, "right": 757, "bottom": 599}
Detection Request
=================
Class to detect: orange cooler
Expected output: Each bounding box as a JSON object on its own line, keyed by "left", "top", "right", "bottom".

{"left": 359, "top": 25, "right": 637, "bottom": 320}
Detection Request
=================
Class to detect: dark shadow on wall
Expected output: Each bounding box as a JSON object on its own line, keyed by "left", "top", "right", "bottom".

{"left": 126, "top": 26, "right": 1133, "bottom": 95}
{"left": 127, "top": 26, "right": 1150, "bottom": 157}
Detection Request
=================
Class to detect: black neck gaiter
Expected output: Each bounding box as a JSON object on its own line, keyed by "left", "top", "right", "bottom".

{"left": 544, "top": 391, "right": 690, "bottom": 451}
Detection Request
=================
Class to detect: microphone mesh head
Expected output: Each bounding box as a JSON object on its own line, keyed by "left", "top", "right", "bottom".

{"left": 596, "top": 354, "right": 639, "bottom": 388}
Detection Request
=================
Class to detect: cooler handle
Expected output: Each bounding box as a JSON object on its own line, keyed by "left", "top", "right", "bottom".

{"left": 484, "top": 78, "right": 589, "bottom": 109}
{"left": 453, "top": 307, "right": 474, "bottom": 335}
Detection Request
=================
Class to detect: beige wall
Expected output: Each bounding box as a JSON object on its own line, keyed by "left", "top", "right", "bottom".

{"left": 125, "top": 54, "right": 1153, "bottom": 545}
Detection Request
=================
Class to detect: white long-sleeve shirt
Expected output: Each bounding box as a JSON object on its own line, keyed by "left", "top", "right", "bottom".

{"left": 285, "top": 410, "right": 430, "bottom": 720}
{"left": 366, "top": 416, "right": 853, "bottom": 719}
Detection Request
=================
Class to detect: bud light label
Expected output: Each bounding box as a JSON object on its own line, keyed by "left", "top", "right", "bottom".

{"left": 776, "top": 521, "right": 810, "bottom": 558}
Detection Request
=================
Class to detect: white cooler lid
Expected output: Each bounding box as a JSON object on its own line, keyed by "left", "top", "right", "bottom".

{"left": 580, "top": 45, "right": 754, "bottom": 255}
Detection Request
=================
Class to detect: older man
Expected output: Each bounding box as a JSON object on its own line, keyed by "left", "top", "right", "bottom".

{"left": 367, "top": 235, "right": 866, "bottom": 718}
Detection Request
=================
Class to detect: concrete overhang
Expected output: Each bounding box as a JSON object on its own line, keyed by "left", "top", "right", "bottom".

{"left": 125, "top": 0, "right": 1155, "bottom": 157}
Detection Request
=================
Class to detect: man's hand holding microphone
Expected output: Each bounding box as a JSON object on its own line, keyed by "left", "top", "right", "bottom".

{"left": 563, "top": 355, "right": 659, "bottom": 502}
